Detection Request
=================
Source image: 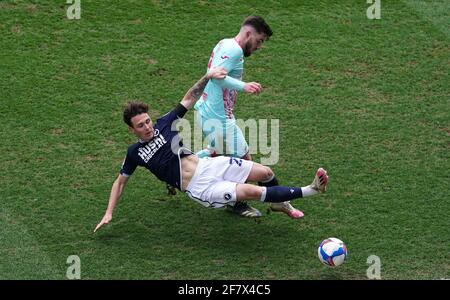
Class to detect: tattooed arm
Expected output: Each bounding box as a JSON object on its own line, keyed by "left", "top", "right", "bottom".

{"left": 180, "top": 67, "right": 227, "bottom": 110}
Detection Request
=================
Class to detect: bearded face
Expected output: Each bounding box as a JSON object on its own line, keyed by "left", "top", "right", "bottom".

{"left": 243, "top": 32, "right": 267, "bottom": 57}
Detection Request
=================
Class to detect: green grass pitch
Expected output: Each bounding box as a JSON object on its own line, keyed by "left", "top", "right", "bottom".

{"left": 0, "top": 0, "right": 448, "bottom": 279}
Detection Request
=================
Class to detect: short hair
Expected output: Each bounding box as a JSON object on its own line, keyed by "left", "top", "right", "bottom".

{"left": 123, "top": 101, "right": 149, "bottom": 127}
{"left": 242, "top": 15, "right": 273, "bottom": 38}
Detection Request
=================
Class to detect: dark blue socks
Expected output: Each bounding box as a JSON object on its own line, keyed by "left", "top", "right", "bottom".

{"left": 262, "top": 186, "right": 303, "bottom": 203}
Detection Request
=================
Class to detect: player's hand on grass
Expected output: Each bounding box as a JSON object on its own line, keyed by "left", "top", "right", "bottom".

{"left": 207, "top": 66, "right": 227, "bottom": 80}
{"left": 94, "top": 213, "right": 112, "bottom": 233}
{"left": 244, "top": 82, "right": 262, "bottom": 95}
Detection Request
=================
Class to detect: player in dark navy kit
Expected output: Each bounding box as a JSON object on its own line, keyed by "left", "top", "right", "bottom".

{"left": 94, "top": 67, "right": 329, "bottom": 233}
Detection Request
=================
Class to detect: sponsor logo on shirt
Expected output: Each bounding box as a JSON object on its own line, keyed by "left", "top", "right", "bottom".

{"left": 138, "top": 133, "right": 167, "bottom": 163}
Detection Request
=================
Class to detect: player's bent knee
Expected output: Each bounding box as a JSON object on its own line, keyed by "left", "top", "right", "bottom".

{"left": 247, "top": 163, "right": 274, "bottom": 183}
{"left": 264, "top": 166, "right": 274, "bottom": 181}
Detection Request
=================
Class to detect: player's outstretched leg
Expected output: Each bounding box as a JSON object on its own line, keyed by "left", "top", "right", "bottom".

{"left": 238, "top": 168, "right": 328, "bottom": 219}
{"left": 260, "top": 170, "right": 305, "bottom": 219}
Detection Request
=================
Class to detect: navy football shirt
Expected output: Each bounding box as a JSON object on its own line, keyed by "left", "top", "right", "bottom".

{"left": 120, "top": 106, "right": 192, "bottom": 190}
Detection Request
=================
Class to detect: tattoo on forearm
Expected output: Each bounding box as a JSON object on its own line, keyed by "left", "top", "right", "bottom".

{"left": 185, "top": 75, "right": 209, "bottom": 101}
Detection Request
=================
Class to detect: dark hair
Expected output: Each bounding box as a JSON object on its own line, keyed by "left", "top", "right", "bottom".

{"left": 242, "top": 15, "right": 273, "bottom": 38}
{"left": 123, "top": 101, "right": 149, "bottom": 127}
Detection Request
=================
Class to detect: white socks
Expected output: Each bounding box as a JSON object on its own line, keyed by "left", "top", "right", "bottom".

{"left": 301, "top": 186, "right": 318, "bottom": 197}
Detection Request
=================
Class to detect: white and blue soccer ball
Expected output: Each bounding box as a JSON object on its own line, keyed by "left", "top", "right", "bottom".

{"left": 318, "top": 237, "right": 348, "bottom": 267}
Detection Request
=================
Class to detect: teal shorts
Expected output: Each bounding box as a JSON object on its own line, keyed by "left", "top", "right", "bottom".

{"left": 196, "top": 113, "right": 249, "bottom": 158}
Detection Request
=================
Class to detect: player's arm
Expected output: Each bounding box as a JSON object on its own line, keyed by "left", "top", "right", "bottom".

{"left": 94, "top": 174, "right": 129, "bottom": 233}
{"left": 211, "top": 49, "right": 261, "bottom": 94}
{"left": 213, "top": 73, "right": 246, "bottom": 91}
{"left": 218, "top": 78, "right": 260, "bottom": 94}
{"left": 180, "top": 66, "right": 227, "bottom": 110}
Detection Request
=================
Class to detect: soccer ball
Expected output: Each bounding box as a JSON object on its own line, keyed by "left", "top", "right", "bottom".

{"left": 318, "top": 237, "right": 348, "bottom": 267}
